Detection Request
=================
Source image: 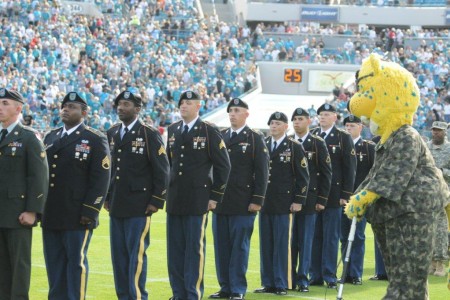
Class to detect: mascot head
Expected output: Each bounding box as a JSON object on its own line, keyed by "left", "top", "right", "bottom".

{"left": 348, "top": 54, "right": 420, "bottom": 144}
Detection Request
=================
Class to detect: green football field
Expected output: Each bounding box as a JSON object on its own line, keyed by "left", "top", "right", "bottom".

{"left": 29, "top": 210, "right": 448, "bottom": 299}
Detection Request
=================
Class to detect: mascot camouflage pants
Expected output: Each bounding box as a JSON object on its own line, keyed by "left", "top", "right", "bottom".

{"left": 372, "top": 212, "right": 433, "bottom": 300}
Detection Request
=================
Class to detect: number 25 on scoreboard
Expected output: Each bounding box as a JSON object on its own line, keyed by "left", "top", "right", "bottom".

{"left": 284, "top": 69, "right": 302, "bottom": 83}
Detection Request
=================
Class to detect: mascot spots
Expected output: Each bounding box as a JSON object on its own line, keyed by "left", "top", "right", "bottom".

{"left": 345, "top": 54, "right": 450, "bottom": 299}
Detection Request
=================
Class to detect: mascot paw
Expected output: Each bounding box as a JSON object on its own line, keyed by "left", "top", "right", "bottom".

{"left": 345, "top": 190, "right": 379, "bottom": 221}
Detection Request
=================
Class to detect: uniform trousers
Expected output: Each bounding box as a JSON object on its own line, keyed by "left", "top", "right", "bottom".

{"left": 212, "top": 213, "right": 256, "bottom": 295}
{"left": 340, "top": 215, "right": 366, "bottom": 278}
{"left": 110, "top": 216, "right": 150, "bottom": 300}
{"left": 259, "top": 213, "right": 293, "bottom": 290}
{"left": 43, "top": 229, "right": 93, "bottom": 300}
{"left": 0, "top": 227, "right": 32, "bottom": 300}
{"left": 167, "top": 214, "right": 208, "bottom": 300}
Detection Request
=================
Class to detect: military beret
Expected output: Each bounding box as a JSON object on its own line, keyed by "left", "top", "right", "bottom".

{"left": 267, "top": 111, "right": 288, "bottom": 125}
{"left": 431, "top": 121, "right": 448, "bottom": 130}
{"left": 227, "top": 98, "right": 249, "bottom": 112}
{"left": 0, "top": 88, "right": 24, "bottom": 104}
{"left": 343, "top": 115, "right": 362, "bottom": 125}
{"left": 291, "top": 107, "right": 309, "bottom": 121}
{"left": 114, "top": 90, "right": 142, "bottom": 107}
{"left": 317, "top": 103, "right": 336, "bottom": 114}
{"left": 61, "top": 92, "right": 87, "bottom": 107}
{"left": 179, "top": 90, "right": 201, "bottom": 108}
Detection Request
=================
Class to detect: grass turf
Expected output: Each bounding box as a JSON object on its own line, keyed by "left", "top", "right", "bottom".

{"left": 30, "top": 210, "right": 448, "bottom": 299}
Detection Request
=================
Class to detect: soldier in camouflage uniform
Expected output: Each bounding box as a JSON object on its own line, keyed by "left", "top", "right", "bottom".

{"left": 426, "top": 121, "right": 450, "bottom": 277}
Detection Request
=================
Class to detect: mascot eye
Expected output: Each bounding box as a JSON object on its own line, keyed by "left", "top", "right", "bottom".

{"left": 355, "top": 72, "right": 374, "bottom": 92}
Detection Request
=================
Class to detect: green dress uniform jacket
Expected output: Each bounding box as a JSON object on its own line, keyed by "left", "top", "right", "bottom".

{"left": 0, "top": 123, "right": 48, "bottom": 228}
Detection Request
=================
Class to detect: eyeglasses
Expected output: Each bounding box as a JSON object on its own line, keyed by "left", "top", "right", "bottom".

{"left": 355, "top": 70, "right": 374, "bottom": 92}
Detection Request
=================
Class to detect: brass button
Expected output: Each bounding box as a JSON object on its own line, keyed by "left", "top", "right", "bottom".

{"left": 117, "top": 167, "right": 120, "bottom": 170}
{"left": 51, "top": 174, "right": 55, "bottom": 178}
{"left": 180, "top": 163, "right": 183, "bottom": 166}
{"left": 204, "top": 184, "right": 207, "bottom": 187}
{"left": 50, "top": 183, "right": 54, "bottom": 187}
{"left": 52, "top": 164, "right": 56, "bottom": 168}
{"left": 116, "top": 176, "right": 120, "bottom": 180}
{"left": 180, "top": 154, "right": 184, "bottom": 158}
{"left": 179, "top": 172, "right": 182, "bottom": 175}
{"left": 117, "top": 158, "right": 120, "bottom": 162}
{"left": 287, "top": 191, "right": 290, "bottom": 194}
{"left": 54, "top": 155, "right": 58, "bottom": 159}
{"left": 118, "top": 149, "right": 122, "bottom": 153}
{"left": 228, "top": 149, "right": 231, "bottom": 152}
{"left": 317, "top": 173, "right": 320, "bottom": 176}
{"left": 21, "top": 195, "right": 25, "bottom": 199}
{"left": 268, "top": 180, "right": 271, "bottom": 183}
{"left": 144, "top": 188, "right": 147, "bottom": 191}
{"left": 181, "top": 146, "right": 185, "bottom": 149}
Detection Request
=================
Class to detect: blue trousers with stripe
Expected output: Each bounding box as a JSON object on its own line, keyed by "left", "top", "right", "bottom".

{"left": 167, "top": 214, "right": 208, "bottom": 300}
{"left": 291, "top": 213, "right": 317, "bottom": 287}
{"left": 110, "top": 216, "right": 150, "bottom": 300}
{"left": 212, "top": 213, "right": 256, "bottom": 295}
{"left": 43, "top": 229, "right": 93, "bottom": 300}
{"left": 310, "top": 207, "right": 342, "bottom": 284}
{"left": 259, "top": 213, "right": 293, "bottom": 290}
{"left": 340, "top": 215, "right": 367, "bottom": 278}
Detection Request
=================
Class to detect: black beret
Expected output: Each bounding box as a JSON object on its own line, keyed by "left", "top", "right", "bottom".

{"left": 343, "top": 115, "right": 362, "bottom": 125}
{"left": 0, "top": 88, "right": 24, "bottom": 104}
{"left": 227, "top": 98, "right": 249, "bottom": 112}
{"left": 114, "top": 90, "right": 142, "bottom": 107}
{"left": 291, "top": 107, "right": 309, "bottom": 121}
{"left": 317, "top": 103, "right": 336, "bottom": 114}
{"left": 61, "top": 92, "right": 87, "bottom": 107}
{"left": 267, "top": 111, "right": 288, "bottom": 125}
{"left": 179, "top": 90, "right": 201, "bottom": 108}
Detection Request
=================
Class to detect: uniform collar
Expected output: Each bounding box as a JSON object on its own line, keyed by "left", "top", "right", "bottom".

{"left": 62, "top": 122, "right": 83, "bottom": 136}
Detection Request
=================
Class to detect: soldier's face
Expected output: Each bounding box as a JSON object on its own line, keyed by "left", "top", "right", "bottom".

{"left": 60, "top": 102, "right": 86, "bottom": 127}
{"left": 431, "top": 128, "right": 446, "bottom": 145}
{"left": 0, "top": 99, "right": 22, "bottom": 125}
{"left": 269, "top": 120, "right": 288, "bottom": 139}
{"left": 117, "top": 100, "right": 140, "bottom": 124}
{"left": 345, "top": 122, "right": 362, "bottom": 139}
{"left": 228, "top": 107, "right": 248, "bottom": 129}
{"left": 179, "top": 100, "right": 201, "bottom": 121}
{"left": 292, "top": 116, "right": 311, "bottom": 134}
{"left": 319, "top": 111, "right": 337, "bottom": 129}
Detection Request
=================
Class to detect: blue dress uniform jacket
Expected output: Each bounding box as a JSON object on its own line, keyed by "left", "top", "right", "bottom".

{"left": 0, "top": 123, "right": 48, "bottom": 228}
{"left": 263, "top": 136, "right": 309, "bottom": 214}
{"left": 42, "top": 124, "right": 110, "bottom": 229}
{"left": 311, "top": 126, "right": 356, "bottom": 208}
{"left": 215, "top": 126, "right": 269, "bottom": 215}
{"left": 106, "top": 120, "right": 169, "bottom": 217}
{"left": 166, "top": 119, "right": 231, "bottom": 215}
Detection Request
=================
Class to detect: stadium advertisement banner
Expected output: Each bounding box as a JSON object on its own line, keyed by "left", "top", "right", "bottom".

{"left": 446, "top": 10, "right": 450, "bottom": 25}
{"left": 300, "top": 7, "right": 339, "bottom": 23}
{"left": 308, "top": 70, "right": 354, "bottom": 93}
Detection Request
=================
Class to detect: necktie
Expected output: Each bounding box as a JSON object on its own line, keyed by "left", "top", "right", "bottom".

{"left": 182, "top": 125, "right": 189, "bottom": 137}
{"left": 272, "top": 141, "right": 277, "bottom": 152}
{"left": 298, "top": 138, "right": 303, "bottom": 143}
{"left": 0, "top": 129, "right": 8, "bottom": 143}
{"left": 121, "top": 127, "right": 129, "bottom": 140}
{"left": 231, "top": 131, "right": 237, "bottom": 141}
{"left": 320, "top": 131, "right": 326, "bottom": 139}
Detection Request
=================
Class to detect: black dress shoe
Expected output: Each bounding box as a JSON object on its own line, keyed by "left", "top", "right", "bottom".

{"left": 308, "top": 279, "right": 324, "bottom": 286}
{"left": 209, "top": 291, "right": 230, "bottom": 299}
{"left": 274, "top": 288, "right": 287, "bottom": 295}
{"left": 229, "top": 293, "right": 244, "bottom": 300}
{"left": 352, "top": 277, "right": 362, "bottom": 285}
{"left": 254, "top": 287, "right": 275, "bottom": 293}
{"left": 369, "top": 274, "right": 388, "bottom": 281}
{"left": 327, "top": 282, "right": 337, "bottom": 289}
{"left": 297, "top": 285, "right": 309, "bottom": 292}
{"left": 169, "top": 297, "right": 182, "bottom": 300}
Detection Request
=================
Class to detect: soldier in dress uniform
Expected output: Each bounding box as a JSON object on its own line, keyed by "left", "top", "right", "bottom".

{"left": 340, "top": 115, "right": 375, "bottom": 285}
{"left": 0, "top": 88, "right": 48, "bottom": 300}
{"left": 166, "top": 91, "right": 230, "bottom": 300}
{"left": 310, "top": 104, "right": 356, "bottom": 289}
{"left": 42, "top": 91, "right": 111, "bottom": 300}
{"left": 105, "top": 90, "right": 169, "bottom": 300}
{"left": 254, "top": 111, "right": 309, "bottom": 296}
{"left": 209, "top": 98, "right": 269, "bottom": 300}
{"left": 290, "top": 107, "right": 332, "bottom": 293}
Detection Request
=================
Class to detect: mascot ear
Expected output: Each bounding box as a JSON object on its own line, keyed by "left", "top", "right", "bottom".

{"left": 369, "top": 54, "right": 381, "bottom": 76}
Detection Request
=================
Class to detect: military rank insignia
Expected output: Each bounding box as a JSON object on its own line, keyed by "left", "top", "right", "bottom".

{"left": 219, "top": 140, "right": 225, "bottom": 149}
{"left": 158, "top": 145, "right": 166, "bottom": 156}
{"left": 102, "top": 156, "right": 110, "bottom": 169}
{"left": 41, "top": 151, "right": 46, "bottom": 158}
{"left": 351, "top": 148, "right": 356, "bottom": 156}
{"left": 301, "top": 157, "right": 308, "bottom": 168}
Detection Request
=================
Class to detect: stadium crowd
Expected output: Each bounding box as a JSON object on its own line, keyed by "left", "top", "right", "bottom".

{"left": 0, "top": 0, "right": 449, "bottom": 137}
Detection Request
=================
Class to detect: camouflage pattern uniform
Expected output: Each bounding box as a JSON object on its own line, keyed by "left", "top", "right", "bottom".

{"left": 427, "top": 138, "right": 450, "bottom": 262}
{"left": 356, "top": 125, "right": 448, "bottom": 300}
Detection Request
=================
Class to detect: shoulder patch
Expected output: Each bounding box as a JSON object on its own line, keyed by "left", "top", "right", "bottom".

{"left": 102, "top": 155, "right": 110, "bottom": 169}
{"left": 219, "top": 140, "right": 226, "bottom": 149}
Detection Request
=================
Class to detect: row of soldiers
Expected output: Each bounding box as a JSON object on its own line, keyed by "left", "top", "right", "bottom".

{"left": 1, "top": 87, "right": 385, "bottom": 300}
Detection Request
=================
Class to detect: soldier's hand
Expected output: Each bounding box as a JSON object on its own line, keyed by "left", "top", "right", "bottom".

{"left": 145, "top": 204, "right": 158, "bottom": 215}
{"left": 339, "top": 199, "right": 348, "bottom": 206}
{"left": 315, "top": 204, "right": 325, "bottom": 212}
{"left": 248, "top": 203, "right": 261, "bottom": 213}
{"left": 19, "top": 212, "right": 36, "bottom": 226}
{"left": 290, "top": 203, "right": 302, "bottom": 213}
{"left": 80, "top": 216, "right": 94, "bottom": 225}
{"left": 208, "top": 200, "right": 217, "bottom": 211}
{"left": 104, "top": 201, "right": 110, "bottom": 211}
